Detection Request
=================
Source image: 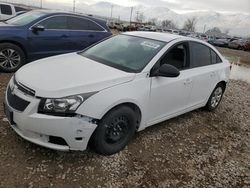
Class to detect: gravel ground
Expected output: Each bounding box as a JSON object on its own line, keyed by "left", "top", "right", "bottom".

{"left": 0, "top": 72, "right": 250, "bottom": 188}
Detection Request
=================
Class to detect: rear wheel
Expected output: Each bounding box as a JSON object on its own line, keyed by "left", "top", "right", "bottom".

{"left": 0, "top": 43, "right": 26, "bottom": 72}
{"left": 92, "top": 106, "right": 137, "bottom": 155}
{"left": 205, "top": 83, "right": 225, "bottom": 111}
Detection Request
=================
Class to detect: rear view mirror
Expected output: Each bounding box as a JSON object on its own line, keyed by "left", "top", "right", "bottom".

{"left": 32, "top": 25, "right": 45, "bottom": 33}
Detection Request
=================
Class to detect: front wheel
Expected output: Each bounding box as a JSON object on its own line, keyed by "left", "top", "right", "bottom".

{"left": 92, "top": 106, "right": 137, "bottom": 155}
{"left": 0, "top": 43, "right": 26, "bottom": 72}
{"left": 205, "top": 83, "right": 225, "bottom": 111}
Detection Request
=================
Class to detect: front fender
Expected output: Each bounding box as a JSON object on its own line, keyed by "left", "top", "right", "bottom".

{"left": 76, "top": 74, "right": 150, "bottom": 129}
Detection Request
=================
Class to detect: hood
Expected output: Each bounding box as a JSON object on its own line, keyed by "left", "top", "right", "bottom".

{"left": 15, "top": 53, "right": 136, "bottom": 98}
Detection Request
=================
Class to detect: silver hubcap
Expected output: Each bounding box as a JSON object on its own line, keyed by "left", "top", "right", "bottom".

{"left": 0, "top": 49, "right": 21, "bottom": 69}
{"left": 211, "top": 87, "right": 223, "bottom": 108}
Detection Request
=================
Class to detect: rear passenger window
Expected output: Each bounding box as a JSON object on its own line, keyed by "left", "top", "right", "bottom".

{"left": 0, "top": 4, "right": 12, "bottom": 15}
{"left": 68, "top": 17, "right": 104, "bottom": 31}
{"left": 190, "top": 42, "right": 211, "bottom": 68}
{"left": 216, "top": 55, "right": 222, "bottom": 63}
{"left": 211, "top": 50, "right": 222, "bottom": 64}
{"left": 88, "top": 21, "right": 104, "bottom": 31}
{"left": 211, "top": 50, "right": 217, "bottom": 64}
{"left": 39, "top": 16, "right": 67, "bottom": 29}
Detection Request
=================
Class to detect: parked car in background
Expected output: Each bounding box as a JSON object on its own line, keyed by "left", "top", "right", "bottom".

{"left": 138, "top": 26, "right": 151, "bottom": 31}
{"left": 243, "top": 40, "right": 250, "bottom": 51}
{"left": 138, "top": 25, "right": 156, "bottom": 32}
{"left": 0, "top": 10, "right": 112, "bottom": 72}
{"left": 0, "top": 2, "right": 16, "bottom": 21}
{"left": 14, "top": 11, "right": 27, "bottom": 17}
{"left": 209, "top": 37, "right": 228, "bottom": 47}
{"left": 108, "top": 22, "right": 123, "bottom": 31}
{"left": 187, "top": 33, "right": 199, "bottom": 39}
{"left": 4, "top": 32, "right": 230, "bottom": 155}
{"left": 179, "top": 31, "right": 191, "bottom": 36}
{"left": 199, "top": 34, "right": 208, "bottom": 42}
{"left": 228, "top": 39, "right": 246, "bottom": 50}
{"left": 164, "top": 29, "right": 179, "bottom": 35}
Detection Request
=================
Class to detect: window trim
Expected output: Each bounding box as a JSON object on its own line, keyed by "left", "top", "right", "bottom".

{"left": 67, "top": 16, "right": 104, "bottom": 31}
{"left": 29, "top": 15, "right": 107, "bottom": 32}
{"left": 150, "top": 41, "right": 190, "bottom": 76}
{"left": 210, "top": 48, "right": 222, "bottom": 64}
{"left": 189, "top": 41, "right": 222, "bottom": 69}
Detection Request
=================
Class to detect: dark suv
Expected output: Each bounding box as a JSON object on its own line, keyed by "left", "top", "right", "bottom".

{"left": 0, "top": 10, "right": 112, "bottom": 72}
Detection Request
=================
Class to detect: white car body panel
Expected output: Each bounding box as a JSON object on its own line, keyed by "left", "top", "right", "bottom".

{"left": 148, "top": 69, "right": 193, "bottom": 124}
{"left": 4, "top": 32, "right": 231, "bottom": 151}
{"left": 6, "top": 77, "right": 97, "bottom": 151}
{"left": 15, "top": 53, "right": 135, "bottom": 98}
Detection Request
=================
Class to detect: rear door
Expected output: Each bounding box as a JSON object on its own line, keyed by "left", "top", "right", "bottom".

{"left": 67, "top": 16, "right": 109, "bottom": 51}
{"left": 187, "top": 42, "right": 220, "bottom": 107}
{"left": 27, "top": 16, "right": 71, "bottom": 60}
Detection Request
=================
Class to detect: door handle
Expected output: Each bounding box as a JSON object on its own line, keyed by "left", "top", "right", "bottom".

{"left": 184, "top": 79, "right": 192, "bottom": 85}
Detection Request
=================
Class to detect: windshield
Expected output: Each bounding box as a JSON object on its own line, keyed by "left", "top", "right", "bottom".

{"left": 6, "top": 11, "right": 47, "bottom": 26}
{"left": 81, "top": 35, "right": 166, "bottom": 73}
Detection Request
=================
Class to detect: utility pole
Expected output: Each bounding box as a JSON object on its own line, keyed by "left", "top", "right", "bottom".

{"left": 110, "top": 4, "right": 113, "bottom": 19}
{"left": 136, "top": 11, "right": 139, "bottom": 22}
{"left": 73, "top": 0, "right": 76, "bottom": 13}
{"left": 203, "top": 24, "right": 207, "bottom": 33}
{"left": 129, "top": 7, "right": 133, "bottom": 27}
{"left": 40, "top": 0, "right": 42, "bottom": 9}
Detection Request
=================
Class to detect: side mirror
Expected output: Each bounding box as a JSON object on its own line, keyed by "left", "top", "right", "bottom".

{"left": 152, "top": 64, "right": 180, "bottom": 78}
{"left": 32, "top": 25, "right": 45, "bottom": 33}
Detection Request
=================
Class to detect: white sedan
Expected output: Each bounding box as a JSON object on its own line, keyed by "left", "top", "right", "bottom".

{"left": 4, "top": 32, "right": 231, "bottom": 155}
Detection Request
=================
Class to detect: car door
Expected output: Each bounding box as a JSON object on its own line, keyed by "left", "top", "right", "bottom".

{"left": 147, "top": 42, "right": 193, "bottom": 125}
{"left": 67, "top": 16, "right": 108, "bottom": 51}
{"left": 187, "top": 42, "right": 220, "bottom": 107}
{"left": 27, "top": 15, "right": 71, "bottom": 60}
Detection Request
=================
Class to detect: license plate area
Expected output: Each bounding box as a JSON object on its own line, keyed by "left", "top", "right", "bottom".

{"left": 3, "top": 102, "right": 14, "bottom": 125}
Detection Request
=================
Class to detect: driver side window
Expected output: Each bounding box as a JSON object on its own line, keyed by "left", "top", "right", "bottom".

{"left": 160, "top": 43, "right": 189, "bottom": 70}
{"left": 39, "top": 16, "right": 68, "bottom": 30}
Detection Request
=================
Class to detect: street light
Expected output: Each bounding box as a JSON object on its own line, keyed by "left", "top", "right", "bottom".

{"left": 40, "top": 0, "right": 43, "bottom": 9}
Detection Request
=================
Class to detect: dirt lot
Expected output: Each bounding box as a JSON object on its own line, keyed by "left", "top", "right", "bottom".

{"left": 217, "top": 47, "right": 250, "bottom": 65}
{"left": 0, "top": 49, "right": 250, "bottom": 187}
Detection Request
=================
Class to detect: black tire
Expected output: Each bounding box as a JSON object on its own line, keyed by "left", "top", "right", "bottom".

{"left": 0, "top": 43, "right": 26, "bottom": 73}
{"left": 205, "top": 83, "right": 225, "bottom": 111}
{"left": 92, "top": 106, "right": 137, "bottom": 155}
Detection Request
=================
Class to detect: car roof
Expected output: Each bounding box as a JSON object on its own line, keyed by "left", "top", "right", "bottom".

{"left": 29, "top": 9, "right": 110, "bottom": 31}
{"left": 124, "top": 31, "right": 185, "bottom": 42}
{"left": 32, "top": 9, "right": 105, "bottom": 22}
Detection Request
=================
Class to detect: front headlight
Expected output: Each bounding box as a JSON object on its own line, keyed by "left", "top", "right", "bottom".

{"left": 38, "top": 93, "right": 97, "bottom": 115}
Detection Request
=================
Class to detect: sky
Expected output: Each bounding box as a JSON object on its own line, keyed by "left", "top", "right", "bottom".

{"left": 9, "top": 0, "right": 250, "bottom": 14}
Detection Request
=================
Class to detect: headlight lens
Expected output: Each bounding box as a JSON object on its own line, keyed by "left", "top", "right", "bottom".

{"left": 38, "top": 93, "right": 97, "bottom": 115}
